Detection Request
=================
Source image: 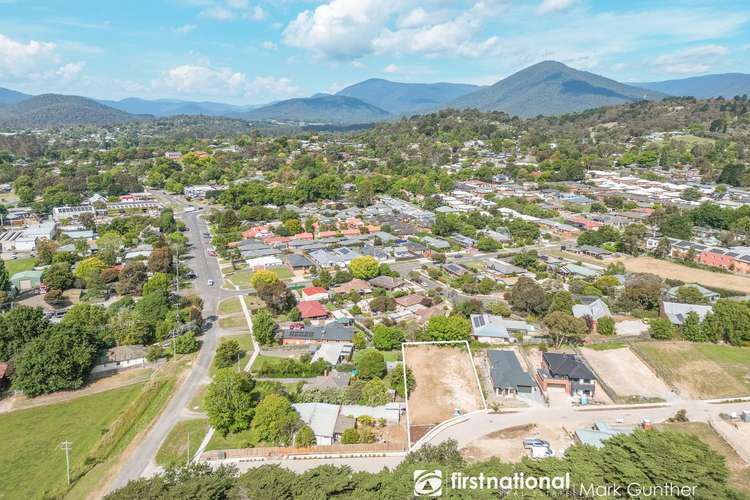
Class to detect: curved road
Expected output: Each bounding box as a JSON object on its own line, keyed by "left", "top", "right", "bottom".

{"left": 108, "top": 205, "right": 232, "bottom": 491}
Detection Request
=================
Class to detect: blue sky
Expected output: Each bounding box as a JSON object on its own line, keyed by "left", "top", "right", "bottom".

{"left": 0, "top": 0, "right": 748, "bottom": 104}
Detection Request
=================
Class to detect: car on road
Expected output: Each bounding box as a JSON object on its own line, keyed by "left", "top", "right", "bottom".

{"left": 207, "top": 250, "right": 217, "bottom": 257}
{"left": 186, "top": 271, "right": 197, "bottom": 279}
{"left": 523, "top": 438, "right": 550, "bottom": 449}
{"left": 207, "top": 279, "right": 214, "bottom": 286}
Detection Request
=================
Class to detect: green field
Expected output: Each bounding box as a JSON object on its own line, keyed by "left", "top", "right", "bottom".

{"left": 226, "top": 267, "right": 293, "bottom": 288}
{"left": 5, "top": 256, "right": 36, "bottom": 276}
{"left": 211, "top": 334, "right": 254, "bottom": 375}
{"left": 671, "top": 134, "right": 716, "bottom": 146}
{"left": 156, "top": 419, "right": 210, "bottom": 467}
{"left": 218, "top": 297, "right": 243, "bottom": 315}
{"left": 206, "top": 428, "right": 255, "bottom": 451}
{"left": 218, "top": 315, "right": 248, "bottom": 330}
{"left": 633, "top": 342, "right": 750, "bottom": 398}
{"left": 0, "top": 383, "right": 142, "bottom": 498}
{"left": 380, "top": 350, "right": 403, "bottom": 362}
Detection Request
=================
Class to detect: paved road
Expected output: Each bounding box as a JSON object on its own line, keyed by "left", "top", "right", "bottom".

{"left": 108, "top": 205, "right": 224, "bottom": 492}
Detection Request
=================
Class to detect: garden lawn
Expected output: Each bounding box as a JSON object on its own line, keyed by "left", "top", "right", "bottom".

{"left": 218, "top": 315, "right": 248, "bottom": 330}
{"left": 156, "top": 419, "right": 210, "bottom": 467}
{"left": 0, "top": 383, "right": 143, "bottom": 498}
{"left": 633, "top": 342, "right": 750, "bottom": 398}
{"left": 250, "top": 354, "right": 285, "bottom": 374}
{"left": 206, "top": 428, "right": 256, "bottom": 451}
{"left": 5, "top": 256, "right": 36, "bottom": 276}
{"left": 218, "top": 297, "right": 242, "bottom": 315}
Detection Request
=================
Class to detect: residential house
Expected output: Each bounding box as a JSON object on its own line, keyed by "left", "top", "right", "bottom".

{"left": 661, "top": 302, "right": 713, "bottom": 325}
{"left": 488, "top": 259, "right": 525, "bottom": 276}
{"left": 10, "top": 270, "right": 43, "bottom": 291}
{"left": 536, "top": 352, "right": 596, "bottom": 397}
{"left": 311, "top": 343, "right": 353, "bottom": 365}
{"left": 470, "top": 314, "right": 536, "bottom": 343}
{"left": 394, "top": 293, "right": 426, "bottom": 308}
{"left": 487, "top": 350, "right": 537, "bottom": 396}
{"left": 331, "top": 278, "right": 371, "bottom": 295}
{"left": 666, "top": 284, "right": 720, "bottom": 304}
{"left": 368, "top": 276, "right": 404, "bottom": 290}
{"left": 301, "top": 287, "right": 329, "bottom": 302}
{"left": 52, "top": 205, "right": 97, "bottom": 223}
{"left": 297, "top": 301, "right": 329, "bottom": 321}
{"left": 423, "top": 236, "right": 451, "bottom": 250}
{"left": 281, "top": 321, "right": 354, "bottom": 345}
{"left": 90, "top": 345, "right": 148, "bottom": 376}
{"left": 246, "top": 255, "right": 283, "bottom": 269}
{"left": 292, "top": 403, "right": 354, "bottom": 446}
{"left": 444, "top": 263, "right": 470, "bottom": 276}
{"left": 286, "top": 253, "right": 315, "bottom": 272}
{"left": 572, "top": 297, "right": 612, "bottom": 323}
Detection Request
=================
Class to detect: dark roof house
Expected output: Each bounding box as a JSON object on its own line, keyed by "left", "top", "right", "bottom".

{"left": 488, "top": 350, "right": 536, "bottom": 394}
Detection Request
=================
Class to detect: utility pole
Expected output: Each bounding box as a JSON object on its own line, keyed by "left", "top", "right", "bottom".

{"left": 59, "top": 440, "right": 72, "bottom": 486}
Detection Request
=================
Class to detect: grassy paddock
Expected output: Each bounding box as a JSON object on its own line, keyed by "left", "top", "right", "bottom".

{"left": 633, "top": 342, "right": 750, "bottom": 398}
{"left": 6, "top": 256, "right": 36, "bottom": 276}
{"left": 0, "top": 383, "right": 144, "bottom": 498}
{"left": 156, "top": 419, "right": 210, "bottom": 467}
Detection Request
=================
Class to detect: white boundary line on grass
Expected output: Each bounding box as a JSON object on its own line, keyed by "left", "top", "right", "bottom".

{"left": 401, "top": 340, "right": 487, "bottom": 449}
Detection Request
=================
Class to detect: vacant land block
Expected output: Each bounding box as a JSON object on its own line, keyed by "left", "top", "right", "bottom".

{"left": 403, "top": 343, "right": 485, "bottom": 427}
{"left": 581, "top": 347, "right": 673, "bottom": 402}
{"left": 633, "top": 342, "right": 750, "bottom": 399}
{"left": 622, "top": 256, "right": 750, "bottom": 294}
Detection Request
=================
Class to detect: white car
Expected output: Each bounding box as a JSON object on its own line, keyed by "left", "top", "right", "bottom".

{"left": 207, "top": 279, "right": 214, "bottom": 286}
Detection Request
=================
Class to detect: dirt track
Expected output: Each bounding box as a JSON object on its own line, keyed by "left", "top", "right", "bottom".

{"left": 622, "top": 256, "right": 750, "bottom": 294}
{"left": 404, "top": 344, "right": 484, "bottom": 426}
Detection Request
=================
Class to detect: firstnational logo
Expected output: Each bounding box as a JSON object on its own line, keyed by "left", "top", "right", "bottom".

{"left": 413, "top": 470, "right": 443, "bottom": 496}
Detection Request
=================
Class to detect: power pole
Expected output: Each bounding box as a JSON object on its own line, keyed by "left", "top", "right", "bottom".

{"left": 186, "top": 431, "right": 191, "bottom": 466}
{"left": 59, "top": 440, "right": 72, "bottom": 486}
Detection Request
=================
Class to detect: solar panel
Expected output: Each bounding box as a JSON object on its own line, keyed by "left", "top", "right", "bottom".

{"left": 472, "top": 316, "right": 485, "bottom": 328}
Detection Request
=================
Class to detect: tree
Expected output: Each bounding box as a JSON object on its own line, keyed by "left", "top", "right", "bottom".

{"left": 649, "top": 318, "right": 674, "bottom": 340}
{"left": 701, "top": 300, "right": 750, "bottom": 345}
{"left": 348, "top": 256, "right": 379, "bottom": 280}
{"left": 354, "top": 349, "right": 386, "bottom": 380}
{"left": 676, "top": 286, "right": 707, "bottom": 305}
{"left": 215, "top": 339, "right": 241, "bottom": 369}
{"left": 0, "top": 258, "right": 9, "bottom": 293}
{"left": 660, "top": 212, "right": 693, "bottom": 240}
{"left": 340, "top": 428, "right": 359, "bottom": 444}
{"left": 453, "top": 299, "right": 482, "bottom": 318}
{"left": 135, "top": 291, "right": 171, "bottom": 325}
{"left": 426, "top": 315, "right": 471, "bottom": 341}
{"left": 256, "top": 280, "right": 295, "bottom": 314}
{"left": 74, "top": 256, "right": 105, "bottom": 281}
{"left": 619, "top": 273, "right": 663, "bottom": 311}
{"left": 250, "top": 270, "right": 279, "bottom": 289}
{"left": 204, "top": 369, "right": 257, "bottom": 435}
{"left": 35, "top": 239, "right": 58, "bottom": 265}
{"left": 509, "top": 277, "right": 548, "bottom": 315}
{"left": 295, "top": 425, "right": 316, "bottom": 447}
{"left": 548, "top": 290, "right": 574, "bottom": 314}
{"left": 620, "top": 224, "right": 648, "bottom": 256}
{"left": 12, "top": 323, "right": 99, "bottom": 397}
{"left": 654, "top": 237, "right": 671, "bottom": 259}
{"left": 372, "top": 324, "right": 404, "bottom": 351}
{"left": 352, "top": 331, "right": 367, "bottom": 350}
{"left": 597, "top": 316, "right": 615, "bottom": 336}
{"left": 369, "top": 295, "right": 396, "bottom": 313}
{"left": 251, "top": 394, "right": 300, "bottom": 446}
{"left": 42, "top": 263, "right": 74, "bottom": 291}
{"left": 148, "top": 245, "right": 173, "bottom": 274}
{"left": 231, "top": 465, "right": 299, "bottom": 499}
{"left": 143, "top": 272, "right": 171, "bottom": 296}
{"left": 252, "top": 309, "right": 277, "bottom": 346}
{"left": 390, "top": 364, "right": 415, "bottom": 398}
{"left": 476, "top": 236, "right": 499, "bottom": 251}
{"left": 681, "top": 311, "right": 706, "bottom": 342}
{"left": 97, "top": 231, "right": 123, "bottom": 266}
{"left": 174, "top": 331, "right": 199, "bottom": 354}
{"left": 360, "top": 378, "right": 389, "bottom": 405}
{"left": 117, "top": 261, "right": 148, "bottom": 295}
{"left": 61, "top": 303, "right": 108, "bottom": 342}
{"left": 0, "top": 306, "right": 50, "bottom": 362}
{"left": 543, "top": 311, "right": 588, "bottom": 347}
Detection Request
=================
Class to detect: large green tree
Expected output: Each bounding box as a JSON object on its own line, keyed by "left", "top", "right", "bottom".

{"left": 252, "top": 309, "right": 277, "bottom": 346}
{"left": 204, "top": 369, "right": 258, "bottom": 435}
{"left": 348, "top": 256, "right": 380, "bottom": 280}
{"left": 0, "top": 306, "right": 50, "bottom": 361}
{"left": 251, "top": 394, "right": 300, "bottom": 446}
{"left": 354, "top": 349, "right": 386, "bottom": 380}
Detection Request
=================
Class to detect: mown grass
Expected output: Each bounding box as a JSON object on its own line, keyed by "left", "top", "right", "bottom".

{"left": 0, "top": 383, "right": 144, "bottom": 498}
{"left": 6, "top": 256, "right": 36, "bottom": 276}
{"left": 218, "top": 315, "right": 248, "bottom": 330}
{"left": 155, "top": 419, "right": 210, "bottom": 467}
{"left": 218, "top": 297, "right": 243, "bottom": 315}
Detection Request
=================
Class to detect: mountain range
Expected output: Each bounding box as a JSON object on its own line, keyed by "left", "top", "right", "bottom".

{"left": 1, "top": 61, "right": 749, "bottom": 128}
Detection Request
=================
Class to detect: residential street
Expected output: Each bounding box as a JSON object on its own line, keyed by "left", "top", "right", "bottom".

{"left": 108, "top": 206, "right": 225, "bottom": 491}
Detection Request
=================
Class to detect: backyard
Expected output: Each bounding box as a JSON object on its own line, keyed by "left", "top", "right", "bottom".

{"left": 633, "top": 342, "right": 750, "bottom": 399}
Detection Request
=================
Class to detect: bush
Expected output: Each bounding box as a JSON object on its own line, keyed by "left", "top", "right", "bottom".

{"left": 372, "top": 324, "right": 404, "bottom": 351}
{"left": 174, "top": 331, "right": 199, "bottom": 354}
{"left": 354, "top": 349, "right": 386, "bottom": 380}
{"left": 340, "top": 428, "right": 360, "bottom": 444}
{"left": 649, "top": 318, "right": 675, "bottom": 340}
{"left": 257, "top": 356, "right": 329, "bottom": 378}
{"left": 43, "top": 289, "right": 64, "bottom": 305}
{"left": 294, "top": 425, "right": 316, "bottom": 447}
{"left": 597, "top": 316, "right": 615, "bottom": 336}
{"left": 146, "top": 344, "right": 164, "bottom": 362}
{"left": 215, "top": 339, "right": 241, "bottom": 369}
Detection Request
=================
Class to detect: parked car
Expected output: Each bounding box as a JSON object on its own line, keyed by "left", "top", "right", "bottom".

{"left": 207, "top": 279, "right": 214, "bottom": 286}
{"left": 208, "top": 250, "right": 217, "bottom": 257}
{"left": 523, "top": 438, "right": 549, "bottom": 449}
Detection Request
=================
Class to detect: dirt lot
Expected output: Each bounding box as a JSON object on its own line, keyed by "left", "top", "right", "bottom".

{"left": 581, "top": 347, "right": 673, "bottom": 402}
{"left": 461, "top": 423, "right": 573, "bottom": 463}
{"left": 621, "top": 256, "right": 750, "bottom": 294}
{"left": 404, "top": 344, "right": 485, "bottom": 426}
{"left": 633, "top": 342, "right": 750, "bottom": 399}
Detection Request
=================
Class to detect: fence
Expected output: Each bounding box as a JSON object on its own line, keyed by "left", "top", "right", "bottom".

{"left": 202, "top": 442, "right": 406, "bottom": 461}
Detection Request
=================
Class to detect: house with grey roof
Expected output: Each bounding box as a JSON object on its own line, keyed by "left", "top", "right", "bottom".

{"left": 488, "top": 350, "right": 537, "bottom": 396}
{"left": 538, "top": 352, "right": 596, "bottom": 397}
{"left": 661, "top": 301, "right": 713, "bottom": 325}
{"left": 666, "top": 284, "right": 720, "bottom": 304}
{"left": 572, "top": 297, "right": 611, "bottom": 321}
{"left": 423, "top": 236, "right": 451, "bottom": 250}
{"left": 470, "top": 314, "right": 535, "bottom": 344}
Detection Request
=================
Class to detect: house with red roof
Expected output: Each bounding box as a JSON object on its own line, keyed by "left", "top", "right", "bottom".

{"left": 298, "top": 300, "right": 329, "bottom": 320}
{"left": 301, "top": 286, "right": 328, "bottom": 302}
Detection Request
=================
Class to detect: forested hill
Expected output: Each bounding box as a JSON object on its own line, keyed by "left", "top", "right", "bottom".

{"left": 0, "top": 94, "right": 145, "bottom": 128}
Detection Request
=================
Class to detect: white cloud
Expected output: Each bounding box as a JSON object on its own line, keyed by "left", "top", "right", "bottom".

{"left": 175, "top": 24, "right": 197, "bottom": 34}
{"left": 0, "top": 33, "right": 85, "bottom": 84}
{"left": 536, "top": 0, "right": 574, "bottom": 15}
{"left": 260, "top": 41, "right": 277, "bottom": 50}
{"left": 384, "top": 63, "right": 399, "bottom": 73}
{"left": 656, "top": 45, "right": 729, "bottom": 75}
{"left": 199, "top": 1, "right": 266, "bottom": 22}
{"left": 283, "top": 0, "right": 508, "bottom": 60}
{"left": 154, "top": 63, "right": 299, "bottom": 99}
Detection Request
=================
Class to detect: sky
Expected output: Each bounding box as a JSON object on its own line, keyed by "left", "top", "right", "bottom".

{"left": 0, "top": 0, "right": 748, "bottom": 104}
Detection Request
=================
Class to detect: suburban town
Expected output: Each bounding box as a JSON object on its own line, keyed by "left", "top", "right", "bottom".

{"left": 1, "top": 1, "right": 750, "bottom": 499}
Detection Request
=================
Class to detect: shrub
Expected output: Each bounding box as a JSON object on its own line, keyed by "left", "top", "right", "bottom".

{"left": 597, "top": 316, "right": 615, "bottom": 336}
